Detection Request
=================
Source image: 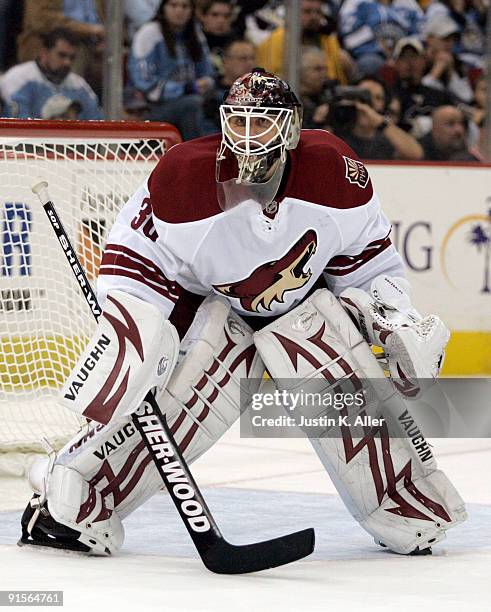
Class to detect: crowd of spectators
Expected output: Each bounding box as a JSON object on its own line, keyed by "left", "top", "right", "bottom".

{"left": 0, "top": 0, "right": 488, "bottom": 162}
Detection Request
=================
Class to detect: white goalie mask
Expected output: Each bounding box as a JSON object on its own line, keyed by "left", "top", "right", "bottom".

{"left": 216, "top": 68, "right": 303, "bottom": 211}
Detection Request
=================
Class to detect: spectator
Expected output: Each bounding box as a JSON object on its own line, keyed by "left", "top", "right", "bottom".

{"left": 256, "top": 0, "right": 354, "bottom": 84}
{"left": 41, "top": 94, "right": 82, "bottom": 119}
{"left": 17, "top": 1, "right": 105, "bottom": 98}
{"left": 202, "top": 38, "right": 256, "bottom": 133}
{"left": 128, "top": 0, "right": 215, "bottom": 141}
{"left": 425, "top": 0, "right": 486, "bottom": 71}
{"left": 122, "top": 88, "right": 150, "bottom": 121}
{"left": 240, "top": 0, "right": 283, "bottom": 46}
{"left": 197, "top": 0, "right": 236, "bottom": 74}
{"left": 299, "top": 47, "right": 335, "bottom": 130}
{"left": 418, "top": 104, "right": 476, "bottom": 160}
{"left": 381, "top": 36, "right": 453, "bottom": 133}
{"left": 0, "top": 28, "right": 102, "bottom": 120}
{"left": 423, "top": 16, "right": 473, "bottom": 103}
{"left": 339, "top": 0, "right": 424, "bottom": 76}
{"left": 333, "top": 76, "right": 423, "bottom": 160}
{"left": 467, "top": 72, "right": 485, "bottom": 128}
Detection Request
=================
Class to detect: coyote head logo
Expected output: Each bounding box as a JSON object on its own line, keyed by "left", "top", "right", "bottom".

{"left": 214, "top": 229, "right": 318, "bottom": 312}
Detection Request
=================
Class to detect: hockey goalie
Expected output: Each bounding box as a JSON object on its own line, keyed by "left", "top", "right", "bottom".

{"left": 20, "top": 68, "right": 466, "bottom": 557}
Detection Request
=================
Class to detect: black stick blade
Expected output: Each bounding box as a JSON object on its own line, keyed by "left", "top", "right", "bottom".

{"left": 201, "top": 528, "right": 315, "bottom": 574}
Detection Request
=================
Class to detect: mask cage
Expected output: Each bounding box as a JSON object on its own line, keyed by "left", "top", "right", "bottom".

{"left": 219, "top": 105, "right": 293, "bottom": 183}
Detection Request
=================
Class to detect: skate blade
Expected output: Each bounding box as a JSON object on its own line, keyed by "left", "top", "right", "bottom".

{"left": 17, "top": 536, "right": 95, "bottom": 557}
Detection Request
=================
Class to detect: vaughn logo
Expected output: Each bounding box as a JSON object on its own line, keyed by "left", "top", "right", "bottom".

{"left": 93, "top": 421, "right": 136, "bottom": 460}
{"left": 398, "top": 409, "right": 433, "bottom": 462}
{"left": 64, "top": 334, "right": 111, "bottom": 401}
{"left": 62, "top": 294, "right": 146, "bottom": 425}
{"left": 292, "top": 310, "right": 316, "bottom": 332}
{"left": 227, "top": 317, "right": 245, "bottom": 336}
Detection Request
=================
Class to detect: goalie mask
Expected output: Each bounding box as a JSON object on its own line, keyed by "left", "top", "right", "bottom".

{"left": 216, "top": 68, "right": 303, "bottom": 211}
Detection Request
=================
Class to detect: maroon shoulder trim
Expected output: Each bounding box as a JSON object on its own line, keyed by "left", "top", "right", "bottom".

{"left": 284, "top": 130, "right": 374, "bottom": 209}
{"left": 148, "top": 134, "right": 223, "bottom": 224}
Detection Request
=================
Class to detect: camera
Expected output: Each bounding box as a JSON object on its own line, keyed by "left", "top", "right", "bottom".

{"left": 324, "top": 85, "right": 373, "bottom": 130}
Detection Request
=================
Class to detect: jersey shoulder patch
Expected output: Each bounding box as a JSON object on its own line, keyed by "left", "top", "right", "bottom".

{"left": 342, "top": 155, "right": 370, "bottom": 188}
{"left": 284, "top": 129, "right": 374, "bottom": 209}
{"left": 148, "top": 134, "right": 223, "bottom": 224}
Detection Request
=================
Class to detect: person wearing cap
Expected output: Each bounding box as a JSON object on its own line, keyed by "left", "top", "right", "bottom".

{"left": 425, "top": 0, "right": 485, "bottom": 72}
{"left": 381, "top": 36, "right": 453, "bottom": 133}
{"left": 338, "top": 0, "right": 424, "bottom": 77}
{"left": 422, "top": 16, "right": 473, "bottom": 103}
{"left": 0, "top": 28, "right": 102, "bottom": 120}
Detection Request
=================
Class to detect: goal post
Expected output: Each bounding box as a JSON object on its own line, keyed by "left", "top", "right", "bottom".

{"left": 0, "top": 119, "right": 181, "bottom": 476}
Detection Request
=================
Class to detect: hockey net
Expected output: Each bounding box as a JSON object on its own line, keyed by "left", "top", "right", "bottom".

{"left": 0, "top": 119, "right": 181, "bottom": 476}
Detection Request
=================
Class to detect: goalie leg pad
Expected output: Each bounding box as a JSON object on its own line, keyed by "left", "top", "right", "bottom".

{"left": 24, "top": 296, "right": 265, "bottom": 549}
{"left": 158, "top": 295, "right": 265, "bottom": 465}
{"left": 254, "top": 289, "right": 466, "bottom": 554}
{"left": 62, "top": 295, "right": 264, "bottom": 519}
{"left": 60, "top": 290, "right": 180, "bottom": 425}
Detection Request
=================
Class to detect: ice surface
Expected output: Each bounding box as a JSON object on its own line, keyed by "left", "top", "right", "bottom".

{"left": 1, "top": 425, "right": 490, "bottom": 611}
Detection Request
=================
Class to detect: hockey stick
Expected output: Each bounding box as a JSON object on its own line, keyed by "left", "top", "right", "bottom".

{"left": 32, "top": 181, "right": 315, "bottom": 574}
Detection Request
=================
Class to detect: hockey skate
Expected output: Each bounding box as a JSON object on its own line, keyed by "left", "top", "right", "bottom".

{"left": 19, "top": 495, "right": 92, "bottom": 554}
{"left": 18, "top": 455, "right": 124, "bottom": 556}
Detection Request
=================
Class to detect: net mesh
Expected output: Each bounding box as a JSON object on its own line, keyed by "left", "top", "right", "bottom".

{"left": 0, "top": 124, "right": 170, "bottom": 475}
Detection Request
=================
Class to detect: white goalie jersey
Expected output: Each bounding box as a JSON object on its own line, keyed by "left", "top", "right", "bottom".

{"left": 97, "top": 130, "right": 404, "bottom": 332}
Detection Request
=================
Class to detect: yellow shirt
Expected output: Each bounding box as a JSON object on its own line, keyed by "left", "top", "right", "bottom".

{"left": 256, "top": 28, "right": 348, "bottom": 85}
